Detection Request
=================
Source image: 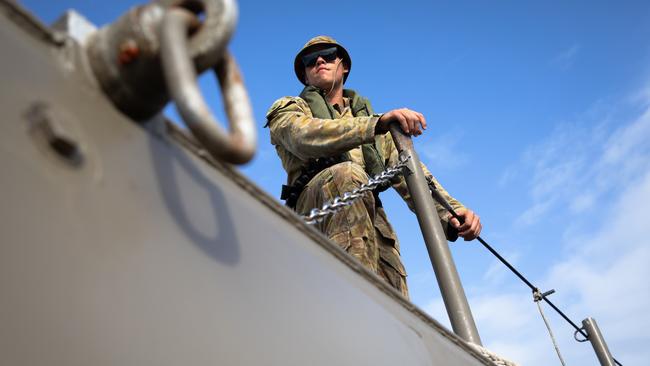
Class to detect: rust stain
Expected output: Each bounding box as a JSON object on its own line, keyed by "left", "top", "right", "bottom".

{"left": 118, "top": 39, "right": 140, "bottom": 65}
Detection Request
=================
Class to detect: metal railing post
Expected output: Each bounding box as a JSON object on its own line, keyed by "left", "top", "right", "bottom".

{"left": 389, "top": 125, "right": 482, "bottom": 345}
{"left": 582, "top": 317, "right": 616, "bottom": 366}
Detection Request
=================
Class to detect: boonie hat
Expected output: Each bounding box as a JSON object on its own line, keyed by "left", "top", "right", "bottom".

{"left": 294, "top": 35, "right": 352, "bottom": 85}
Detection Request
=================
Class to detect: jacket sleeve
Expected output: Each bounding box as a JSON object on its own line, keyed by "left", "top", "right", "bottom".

{"left": 381, "top": 132, "right": 465, "bottom": 241}
{"left": 266, "top": 97, "right": 379, "bottom": 161}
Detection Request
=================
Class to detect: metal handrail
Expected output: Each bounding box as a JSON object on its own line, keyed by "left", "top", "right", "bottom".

{"left": 583, "top": 318, "right": 617, "bottom": 366}
{"left": 389, "top": 124, "right": 482, "bottom": 345}
{"left": 160, "top": 7, "right": 256, "bottom": 164}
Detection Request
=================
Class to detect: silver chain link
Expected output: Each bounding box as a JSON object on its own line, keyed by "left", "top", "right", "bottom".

{"left": 302, "top": 156, "right": 410, "bottom": 225}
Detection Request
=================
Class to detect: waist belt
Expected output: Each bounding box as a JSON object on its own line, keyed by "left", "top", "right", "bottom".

{"left": 280, "top": 157, "right": 391, "bottom": 210}
{"left": 281, "top": 156, "right": 344, "bottom": 209}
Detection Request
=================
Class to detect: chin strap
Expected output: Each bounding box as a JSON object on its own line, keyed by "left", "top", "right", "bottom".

{"left": 325, "top": 58, "right": 344, "bottom": 98}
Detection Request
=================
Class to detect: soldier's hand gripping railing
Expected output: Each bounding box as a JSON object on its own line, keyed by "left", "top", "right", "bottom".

{"left": 388, "top": 124, "right": 483, "bottom": 346}
{"left": 87, "top": 0, "right": 256, "bottom": 164}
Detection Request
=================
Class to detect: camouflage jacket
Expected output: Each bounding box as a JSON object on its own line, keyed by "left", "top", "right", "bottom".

{"left": 265, "top": 95, "right": 465, "bottom": 234}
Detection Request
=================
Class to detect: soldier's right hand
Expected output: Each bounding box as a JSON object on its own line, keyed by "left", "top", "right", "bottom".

{"left": 375, "top": 108, "right": 427, "bottom": 136}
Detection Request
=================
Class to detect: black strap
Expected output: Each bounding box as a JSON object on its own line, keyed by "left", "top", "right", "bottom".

{"left": 282, "top": 156, "right": 393, "bottom": 210}
{"left": 281, "top": 156, "right": 345, "bottom": 209}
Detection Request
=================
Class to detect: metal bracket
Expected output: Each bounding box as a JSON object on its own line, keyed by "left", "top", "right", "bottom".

{"left": 574, "top": 328, "right": 589, "bottom": 342}
{"left": 398, "top": 150, "right": 414, "bottom": 176}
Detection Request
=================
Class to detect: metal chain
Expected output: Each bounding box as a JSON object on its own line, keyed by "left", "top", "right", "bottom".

{"left": 302, "top": 157, "right": 410, "bottom": 225}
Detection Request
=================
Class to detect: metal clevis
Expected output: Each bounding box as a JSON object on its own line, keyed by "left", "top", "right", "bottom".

{"left": 86, "top": 0, "right": 256, "bottom": 164}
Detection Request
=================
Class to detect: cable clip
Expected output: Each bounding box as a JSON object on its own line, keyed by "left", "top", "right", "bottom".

{"left": 533, "top": 288, "right": 556, "bottom": 302}
{"left": 398, "top": 151, "right": 413, "bottom": 175}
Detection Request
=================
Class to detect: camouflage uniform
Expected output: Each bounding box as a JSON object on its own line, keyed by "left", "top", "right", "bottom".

{"left": 266, "top": 96, "right": 465, "bottom": 298}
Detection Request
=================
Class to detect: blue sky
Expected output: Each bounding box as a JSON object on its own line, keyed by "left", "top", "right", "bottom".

{"left": 23, "top": 0, "right": 650, "bottom": 364}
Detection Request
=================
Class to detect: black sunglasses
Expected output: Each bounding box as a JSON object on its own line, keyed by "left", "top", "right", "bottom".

{"left": 302, "top": 47, "right": 339, "bottom": 68}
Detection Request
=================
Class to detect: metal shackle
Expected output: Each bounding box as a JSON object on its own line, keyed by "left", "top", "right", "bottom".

{"left": 86, "top": 0, "right": 237, "bottom": 120}
{"left": 160, "top": 7, "right": 255, "bottom": 164}
{"left": 86, "top": 0, "right": 256, "bottom": 164}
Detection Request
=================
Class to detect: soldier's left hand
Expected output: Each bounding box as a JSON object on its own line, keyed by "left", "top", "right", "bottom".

{"left": 449, "top": 208, "right": 482, "bottom": 241}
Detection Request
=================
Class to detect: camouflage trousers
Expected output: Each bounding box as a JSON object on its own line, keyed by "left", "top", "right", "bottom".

{"left": 296, "top": 161, "right": 409, "bottom": 298}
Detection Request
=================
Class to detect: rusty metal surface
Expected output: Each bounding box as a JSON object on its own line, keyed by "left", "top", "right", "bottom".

{"left": 85, "top": 1, "right": 169, "bottom": 119}
{"left": 0, "top": 2, "right": 491, "bottom": 365}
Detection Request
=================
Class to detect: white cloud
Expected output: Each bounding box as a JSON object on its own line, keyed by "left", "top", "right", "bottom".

{"left": 427, "top": 208, "right": 650, "bottom": 364}
{"left": 551, "top": 44, "right": 581, "bottom": 70}
{"left": 482, "top": 251, "right": 522, "bottom": 286}
{"left": 513, "top": 96, "right": 650, "bottom": 226}
{"left": 419, "top": 131, "right": 469, "bottom": 171}
{"left": 425, "top": 290, "right": 557, "bottom": 365}
{"left": 497, "top": 165, "right": 517, "bottom": 188}
{"left": 422, "top": 92, "right": 650, "bottom": 365}
{"left": 482, "top": 171, "right": 650, "bottom": 365}
{"left": 513, "top": 96, "right": 650, "bottom": 364}
{"left": 516, "top": 199, "right": 553, "bottom": 226}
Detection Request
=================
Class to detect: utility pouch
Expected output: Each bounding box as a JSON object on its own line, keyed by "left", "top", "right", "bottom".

{"left": 281, "top": 184, "right": 302, "bottom": 209}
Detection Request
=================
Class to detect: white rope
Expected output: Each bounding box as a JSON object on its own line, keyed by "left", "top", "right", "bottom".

{"left": 467, "top": 342, "right": 518, "bottom": 366}
{"left": 534, "top": 290, "right": 567, "bottom": 366}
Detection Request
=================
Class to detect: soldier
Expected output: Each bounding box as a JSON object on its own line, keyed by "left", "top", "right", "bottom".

{"left": 265, "top": 36, "right": 482, "bottom": 298}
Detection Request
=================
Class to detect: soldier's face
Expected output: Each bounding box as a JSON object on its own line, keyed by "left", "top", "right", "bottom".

{"left": 303, "top": 45, "right": 348, "bottom": 89}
